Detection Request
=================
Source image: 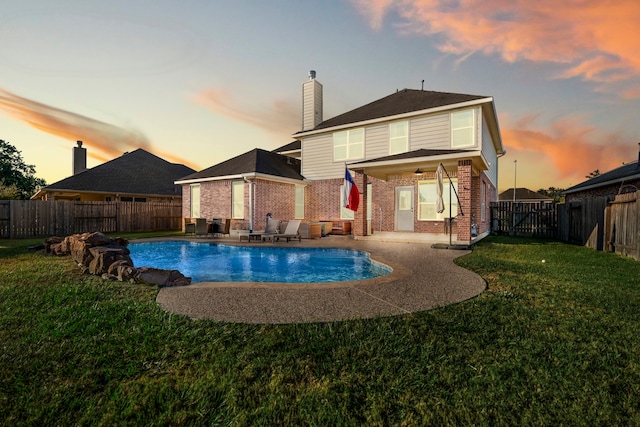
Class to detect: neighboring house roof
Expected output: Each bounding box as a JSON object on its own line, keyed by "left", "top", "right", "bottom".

{"left": 564, "top": 160, "right": 640, "bottom": 194}
{"left": 176, "top": 148, "right": 304, "bottom": 183}
{"left": 499, "top": 188, "right": 552, "bottom": 202}
{"left": 37, "top": 148, "right": 195, "bottom": 197}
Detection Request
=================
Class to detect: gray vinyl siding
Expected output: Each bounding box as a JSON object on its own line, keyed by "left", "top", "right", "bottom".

{"left": 410, "top": 112, "right": 450, "bottom": 149}
{"left": 481, "top": 112, "right": 499, "bottom": 187}
{"left": 302, "top": 80, "right": 323, "bottom": 131}
{"left": 302, "top": 106, "right": 485, "bottom": 180}
{"left": 364, "top": 124, "right": 388, "bottom": 159}
{"left": 301, "top": 134, "right": 344, "bottom": 180}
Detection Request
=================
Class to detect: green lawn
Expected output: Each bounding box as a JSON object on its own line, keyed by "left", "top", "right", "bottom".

{"left": 1, "top": 235, "right": 639, "bottom": 426}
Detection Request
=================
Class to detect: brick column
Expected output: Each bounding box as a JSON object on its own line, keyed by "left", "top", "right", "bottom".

{"left": 457, "top": 160, "right": 472, "bottom": 242}
{"left": 353, "top": 171, "right": 368, "bottom": 237}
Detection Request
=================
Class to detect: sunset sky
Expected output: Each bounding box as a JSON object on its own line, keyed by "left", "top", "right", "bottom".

{"left": 1, "top": 0, "right": 639, "bottom": 192}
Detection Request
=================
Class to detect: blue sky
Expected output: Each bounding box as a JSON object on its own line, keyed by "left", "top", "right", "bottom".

{"left": 1, "top": 0, "right": 639, "bottom": 192}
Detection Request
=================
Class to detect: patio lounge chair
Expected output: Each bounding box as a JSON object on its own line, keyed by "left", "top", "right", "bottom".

{"left": 266, "top": 219, "right": 302, "bottom": 242}
{"left": 194, "top": 218, "right": 208, "bottom": 237}
{"left": 219, "top": 218, "right": 231, "bottom": 238}
{"left": 258, "top": 218, "right": 280, "bottom": 239}
{"left": 184, "top": 218, "right": 196, "bottom": 235}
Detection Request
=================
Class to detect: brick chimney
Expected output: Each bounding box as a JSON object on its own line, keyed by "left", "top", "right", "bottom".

{"left": 73, "top": 140, "right": 87, "bottom": 175}
{"left": 302, "top": 70, "right": 323, "bottom": 131}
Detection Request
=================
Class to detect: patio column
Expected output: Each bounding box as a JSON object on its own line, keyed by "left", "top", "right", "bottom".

{"left": 353, "top": 170, "right": 367, "bottom": 237}
{"left": 457, "top": 160, "right": 472, "bottom": 242}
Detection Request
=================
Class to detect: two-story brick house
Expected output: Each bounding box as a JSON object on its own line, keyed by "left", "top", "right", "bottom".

{"left": 177, "top": 72, "right": 504, "bottom": 244}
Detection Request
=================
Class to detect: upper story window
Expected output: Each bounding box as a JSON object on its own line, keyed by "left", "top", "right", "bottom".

{"left": 451, "top": 109, "right": 475, "bottom": 148}
{"left": 333, "top": 128, "right": 364, "bottom": 161}
{"left": 389, "top": 121, "right": 409, "bottom": 155}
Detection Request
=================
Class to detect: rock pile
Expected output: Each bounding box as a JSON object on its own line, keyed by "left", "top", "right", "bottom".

{"left": 44, "top": 232, "right": 191, "bottom": 287}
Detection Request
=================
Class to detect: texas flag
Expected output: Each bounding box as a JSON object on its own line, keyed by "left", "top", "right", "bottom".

{"left": 343, "top": 167, "right": 360, "bottom": 212}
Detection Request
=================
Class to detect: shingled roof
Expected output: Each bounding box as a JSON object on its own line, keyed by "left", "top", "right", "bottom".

{"left": 564, "top": 160, "right": 640, "bottom": 194}
{"left": 176, "top": 148, "right": 304, "bottom": 182}
{"left": 499, "top": 188, "right": 552, "bottom": 201}
{"left": 272, "top": 140, "right": 301, "bottom": 153}
{"left": 43, "top": 148, "right": 195, "bottom": 196}
{"left": 350, "top": 148, "right": 466, "bottom": 165}
{"left": 295, "top": 89, "right": 489, "bottom": 133}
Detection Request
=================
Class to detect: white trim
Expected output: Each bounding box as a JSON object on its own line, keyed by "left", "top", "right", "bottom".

{"left": 175, "top": 174, "right": 243, "bottom": 185}
{"left": 176, "top": 173, "right": 310, "bottom": 186}
{"left": 351, "top": 150, "right": 484, "bottom": 169}
{"left": 294, "top": 97, "right": 494, "bottom": 138}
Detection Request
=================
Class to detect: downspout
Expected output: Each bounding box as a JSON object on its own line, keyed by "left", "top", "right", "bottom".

{"left": 244, "top": 176, "right": 254, "bottom": 232}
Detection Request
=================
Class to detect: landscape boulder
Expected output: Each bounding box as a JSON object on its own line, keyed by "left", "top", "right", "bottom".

{"left": 133, "top": 267, "right": 192, "bottom": 287}
{"left": 88, "top": 244, "right": 132, "bottom": 275}
{"left": 40, "top": 231, "right": 190, "bottom": 288}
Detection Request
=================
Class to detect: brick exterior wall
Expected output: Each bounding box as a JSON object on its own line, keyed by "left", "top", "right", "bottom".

{"left": 181, "top": 165, "right": 496, "bottom": 241}
{"left": 306, "top": 178, "right": 348, "bottom": 222}
{"left": 456, "top": 160, "right": 472, "bottom": 241}
{"left": 182, "top": 179, "right": 302, "bottom": 232}
{"left": 253, "top": 180, "right": 298, "bottom": 229}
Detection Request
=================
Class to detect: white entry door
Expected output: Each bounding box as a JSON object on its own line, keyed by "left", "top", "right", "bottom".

{"left": 395, "top": 186, "right": 414, "bottom": 231}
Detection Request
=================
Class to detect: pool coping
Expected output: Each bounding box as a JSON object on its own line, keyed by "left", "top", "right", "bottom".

{"left": 146, "top": 235, "right": 487, "bottom": 324}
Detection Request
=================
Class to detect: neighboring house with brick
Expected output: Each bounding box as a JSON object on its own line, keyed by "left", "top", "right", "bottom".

{"left": 177, "top": 72, "right": 505, "bottom": 244}
{"left": 499, "top": 188, "right": 553, "bottom": 203}
{"left": 563, "top": 147, "right": 640, "bottom": 203}
{"left": 32, "top": 143, "right": 195, "bottom": 202}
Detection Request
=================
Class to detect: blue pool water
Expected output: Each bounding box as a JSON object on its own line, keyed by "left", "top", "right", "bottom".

{"left": 128, "top": 241, "right": 391, "bottom": 283}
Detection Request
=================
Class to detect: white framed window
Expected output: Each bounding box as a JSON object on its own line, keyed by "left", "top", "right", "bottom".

{"left": 190, "top": 184, "right": 200, "bottom": 218}
{"left": 295, "top": 185, "right": 305, "bottom": 219}
{"left": 451, "top": 109, "right": 475, "bottom": 148}
{"left": 333, "top": 128, "right": 364, "bottom": 161}
{"left": 389, "top": 121, "right": 408, "bottom": 155}
{"left": 418, "top": 179, "right": 458, "bottom": 220}
{"left": 339, "top": 184, "right": 355, "bottom": 220}
{"left": 232, "top": 181, "right": 244, "bottom": 219}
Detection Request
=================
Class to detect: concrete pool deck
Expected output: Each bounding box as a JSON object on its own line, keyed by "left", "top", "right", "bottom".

{"left": 151, "top": 235, "right": 486, "bottom": 324}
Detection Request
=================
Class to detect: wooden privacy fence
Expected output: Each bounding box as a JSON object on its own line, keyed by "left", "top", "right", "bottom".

{"left": 557, "top": 195, "right": 611, "bottom": 249}
{"left": 0, "top": 200, "right": 182, "bottom": 239}
{"left": 606, "top": 192, "right": 639, "bottom": 260}
{"left": 556, "top": 190, "right": 640, "bottom": 260}
{"left": 490, "top": 201, "right": 557, "bottom": 238}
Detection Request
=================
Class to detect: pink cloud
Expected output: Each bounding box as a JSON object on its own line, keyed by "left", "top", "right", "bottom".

{"left": 0, "top": 88, "right": 198, "bottom": 169}
{"left": 352, "top": 0, "right": 640, "bottom": 97}
{"left": 501, "top": 114, "right": 635, "bottom": 181}
{"left": 193, "top": 88, "right": 299, "bottom": 136}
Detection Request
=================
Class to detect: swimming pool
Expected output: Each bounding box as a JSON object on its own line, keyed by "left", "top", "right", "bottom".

{"left": 128, "top": 241, "right": 391, "bottom": 283}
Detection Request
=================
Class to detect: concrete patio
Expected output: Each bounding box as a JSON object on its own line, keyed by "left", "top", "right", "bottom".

{"left": 152, "top": 235, "right": 486, "bottom": 324}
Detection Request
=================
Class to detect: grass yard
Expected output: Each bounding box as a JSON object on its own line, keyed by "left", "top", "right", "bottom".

{"left": 1, "top": 235, "right": 639, "bottom": 426}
